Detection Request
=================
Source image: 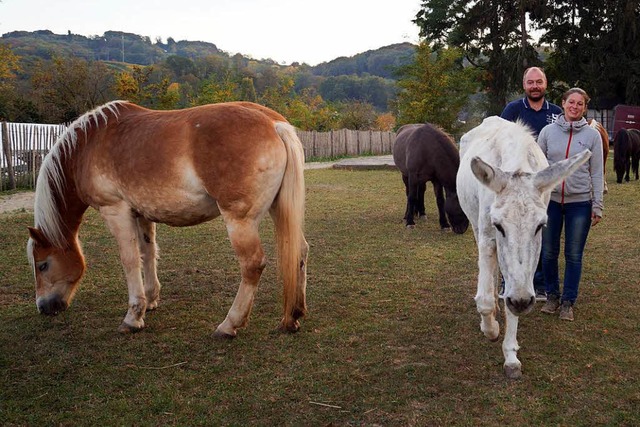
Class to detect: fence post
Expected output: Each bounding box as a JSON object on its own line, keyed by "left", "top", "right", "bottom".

{"left": 1, "top": 121, "right": 16, "bottom": 190}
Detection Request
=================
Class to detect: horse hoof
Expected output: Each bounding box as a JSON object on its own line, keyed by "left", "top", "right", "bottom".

{"left": 118, "top": 322, "right": 144, "bottom": 334}
{"left": 405, "top": 224, "right": 416, "bottom": 230}
{"left": 441, "top": 226, "right": 452, "bottom": 232}
{"left": 504, "top": 365, "right": 522, "bottom": 380}
{"left": 279, "top": 319, "right": 300, "bottom": 333}
{"left": 213, "top": 328, "right": 237, "bottom": 340}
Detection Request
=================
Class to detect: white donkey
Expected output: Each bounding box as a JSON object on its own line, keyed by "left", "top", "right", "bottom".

{"left": 456, "top": 116, "right": 590, "bottom": 379}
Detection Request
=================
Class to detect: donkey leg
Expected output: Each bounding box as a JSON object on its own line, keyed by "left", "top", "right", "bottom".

{"left": 100, "top": 204, "right": 147, "bottom": 333}
{"left": 475, "top": 239, "right": 500, "bottom": 341}
{"left": 502, "top": 309, "right": 522, "bottom": 379}
{"left": 214, "top": 220, "right": 265, "bottom": 339}
{"left": 136, "top": 217, "right": 161, "bottom": 311}
{"left": 433, "top": 182, "right": 450, "bottom": 229}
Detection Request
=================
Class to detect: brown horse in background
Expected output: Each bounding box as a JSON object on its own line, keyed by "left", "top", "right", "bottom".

{"left": 588, "top": 119, "right": 610, "bottom": 193}
{"left": 27, "top": 101, "right": 308, "bottom": 338}
{"left": 393, "top": 123, "right": 469, "bottom": 234}
{"left": 613, "top": 127, "right": 640, "bottom": 183}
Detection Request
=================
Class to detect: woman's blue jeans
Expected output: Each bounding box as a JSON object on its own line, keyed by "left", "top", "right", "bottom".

{"left": 541, "top": 200, "right": 592, "bottom": 304}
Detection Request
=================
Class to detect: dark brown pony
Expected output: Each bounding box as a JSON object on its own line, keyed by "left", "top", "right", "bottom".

{"left": 588, "top": 119, "right": 610, "bottom": 192}
{"left": 392, "top": 123, "right": 469, "bottom": 234}
{"left": 27, "top": 101, "right": 308, "bottom": 338}
{"left": 613, "top": 128, "right": 640, "bottom": 183}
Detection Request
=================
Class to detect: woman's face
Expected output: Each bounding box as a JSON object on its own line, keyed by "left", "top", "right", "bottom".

{"left": 562, "top": 93, "right": 587, "bottom": 122}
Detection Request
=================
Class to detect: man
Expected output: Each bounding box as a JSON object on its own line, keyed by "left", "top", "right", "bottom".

{"left": 500, "top": 66, "right": 562, "bottom": 302}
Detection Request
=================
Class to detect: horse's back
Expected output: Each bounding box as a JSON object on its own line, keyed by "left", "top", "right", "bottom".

{"left": 393, "top": 123, "right": 457, "bottom": 176}
{"left": 78, "top": 102, "right": 291, "bottom": 226}
{"left": 629, "top": 129, "right": 640, "bottom": 149}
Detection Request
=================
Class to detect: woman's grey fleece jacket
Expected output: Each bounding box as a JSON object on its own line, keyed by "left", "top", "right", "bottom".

{"left": 537, "top": 115, "right": 604, "bottom": 217}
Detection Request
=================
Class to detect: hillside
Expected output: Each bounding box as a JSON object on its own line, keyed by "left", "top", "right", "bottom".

{"left": 0, "top": 30, "right": 415, "bottom": 79}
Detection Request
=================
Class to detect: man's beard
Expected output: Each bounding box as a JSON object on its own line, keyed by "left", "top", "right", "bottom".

{"left": 527, "top": 91, "right": 544, "bottom": 102}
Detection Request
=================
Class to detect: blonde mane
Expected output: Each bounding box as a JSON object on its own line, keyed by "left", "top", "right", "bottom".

{"left": 33, "top": 100, "right": 128, "bottom": 248}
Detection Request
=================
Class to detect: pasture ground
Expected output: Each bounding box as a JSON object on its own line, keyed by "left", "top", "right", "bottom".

{"left": 1, "top": 167, "right": 639, "bottom": 426}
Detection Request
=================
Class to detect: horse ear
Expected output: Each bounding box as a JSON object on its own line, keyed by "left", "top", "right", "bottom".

{"left": 534, "top": 150, "right": 592, "bottom": 193}
{"left": 28, "top": 227, "right": 51, "bottom": 248}
{"left": 470, "top": 156, "right": 508, "bottom": 193}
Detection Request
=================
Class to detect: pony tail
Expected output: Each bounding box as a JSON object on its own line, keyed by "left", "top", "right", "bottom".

{"left": 273, "top": 122, "right": 307, "bottom": 329}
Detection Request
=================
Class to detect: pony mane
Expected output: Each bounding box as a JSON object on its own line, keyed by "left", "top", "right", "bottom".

{"left": 33, "top": 100, "right": 129, "bottom": 247}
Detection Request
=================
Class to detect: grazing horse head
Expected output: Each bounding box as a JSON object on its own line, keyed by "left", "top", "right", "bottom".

{"left": 443, "top": 192, "right": 469, "bottom": 234}
{"left": 457, "top": 116, "right": 591, "bottom": 378}
{"left": 27, "top": 227, "right": 86, "bottom": 315}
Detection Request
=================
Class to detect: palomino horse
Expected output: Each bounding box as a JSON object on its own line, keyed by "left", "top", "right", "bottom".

{"left": 456, "top": 117, "right": 590, "bottom": 378}
{"left": 393, "top": 123, "right": 469, "bottom": 234}
{"left": 27, "top": 101, "right": 308, "bottom": 338}
{"left": 613, "top": 128, "right": 640, "bottom": 183}
{"left": 588, "top": 119, "right": 610, "bottom": 193}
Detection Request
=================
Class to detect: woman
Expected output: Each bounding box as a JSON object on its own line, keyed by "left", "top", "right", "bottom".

{"left": 537, "top": 87, "right": 604, "bottom": 321}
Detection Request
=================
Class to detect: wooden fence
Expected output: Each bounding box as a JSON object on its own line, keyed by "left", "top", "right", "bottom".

{"left": 1, "top": 122, "right": 396, "bottom": 191}
{"left": 297, "top": 129, "right": 396, "bottom": 159}
{"left": 1, "top": 122, "right": 66, "bottom": 191}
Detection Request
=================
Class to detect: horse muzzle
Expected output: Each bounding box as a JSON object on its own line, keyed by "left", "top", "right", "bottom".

{"left": 505, "top": 296, "right": 535, "bottom": 316}
{"left": 36, "top": 295, "right": 69, "bottom": 316}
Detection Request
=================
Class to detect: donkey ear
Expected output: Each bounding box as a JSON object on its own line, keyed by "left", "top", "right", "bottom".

{"left": 470, "top": 156, "right": 508, "bottom": 193}
{"left": 28, "top": 227, "right": 51, "bottom": 248}
{"left": 534, "top": 150, "right": 592, "bottom": 193}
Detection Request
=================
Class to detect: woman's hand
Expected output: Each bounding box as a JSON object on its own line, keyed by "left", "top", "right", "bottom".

{"left": 591, "top": 213, "right": 602, "bottom": 226}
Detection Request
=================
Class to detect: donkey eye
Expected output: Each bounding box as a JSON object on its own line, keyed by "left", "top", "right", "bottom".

{"left": 494, "top": 223, "right": 505, "bottom": 236}
{"left": 37, "top": 262, "right": 49, "bottom": 272}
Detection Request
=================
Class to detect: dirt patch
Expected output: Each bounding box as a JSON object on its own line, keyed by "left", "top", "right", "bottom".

{"left": 0, "top": 192, "right": 34, "bottom": 214}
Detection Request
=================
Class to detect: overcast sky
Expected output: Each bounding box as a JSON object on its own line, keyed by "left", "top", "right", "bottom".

{"left": 0, "top": 0, "right": 422, "bottom": 65}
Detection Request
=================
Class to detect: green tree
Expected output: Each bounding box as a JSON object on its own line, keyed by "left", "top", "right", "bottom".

{"left": 533, "top": 0, "right": 640, "bottom": 106}
{"left": 193, "top": 71, "right": 239, "bottom": 105}
{"left": 415, "top": 0, "right": 542, "bottom": 113}
{"left": 394, "top": 43, "right": 480, "bottom": 132}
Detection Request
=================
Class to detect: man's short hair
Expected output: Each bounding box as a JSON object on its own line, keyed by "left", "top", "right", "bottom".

{"left": 523, "top": 67, "right": 547, "bottom": 83}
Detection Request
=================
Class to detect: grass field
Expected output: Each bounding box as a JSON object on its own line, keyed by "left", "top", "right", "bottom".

{"left": 1, "top": 167, "right": 639, "bottom": 426}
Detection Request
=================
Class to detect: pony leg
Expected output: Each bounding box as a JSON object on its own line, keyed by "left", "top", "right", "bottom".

{"left": 100, "top": 204, "right": 147, "bottom": 332}
{"left": 475, "top": 239, "right": 500, "bottom": 341}
{"left": 401, "top": 175, "right": 416, "bottom": 227}
{"left": 136, "top": 217, "right": 161, "bottom": 311}
{"left": 214, "top": 220, "right": 265, "bottom": 339}
{"left": 502, "top": 309, "right": 522, "bottom": 379}
{"left": 417, "top": 181, "right": 427, "bottom": 218}
{"left": 433, "top": 182, "right": 450, "bottom": 229}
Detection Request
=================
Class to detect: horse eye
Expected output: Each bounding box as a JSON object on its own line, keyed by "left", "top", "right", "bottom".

{"left": 38, "top": 262, "right": 49, "bottom": 272}
{"left": 494, "top": 223, "right": 505, "bottom": 236}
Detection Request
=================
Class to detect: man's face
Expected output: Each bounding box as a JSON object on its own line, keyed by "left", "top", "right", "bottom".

{"left": 523, "top": 70, "right": 547, "bottom": 102}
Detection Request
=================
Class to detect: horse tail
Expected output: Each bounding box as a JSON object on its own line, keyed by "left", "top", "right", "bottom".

{"left": 614, "top": 130, "right": 629, "bottom": 166}
{"left": 273, "top": 122, "right": 307, "bottom": 330}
